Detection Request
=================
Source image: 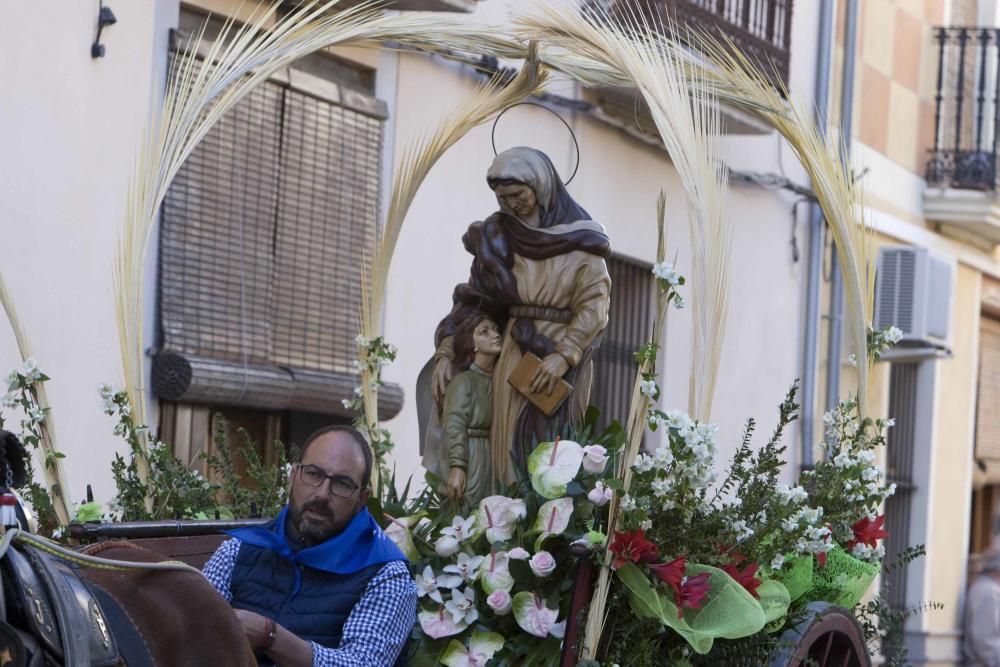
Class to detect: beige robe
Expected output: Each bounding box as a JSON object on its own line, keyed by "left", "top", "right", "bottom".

{"left": 491, "top": 247, "right": 611, "bottom": 484}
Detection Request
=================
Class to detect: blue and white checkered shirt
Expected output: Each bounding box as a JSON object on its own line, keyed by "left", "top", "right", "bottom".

{"left": 203, "top": 538, "right": 416, "bottom": 667}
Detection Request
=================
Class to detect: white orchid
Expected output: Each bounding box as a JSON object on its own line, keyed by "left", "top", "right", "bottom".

{"left": 18, "top": 358, "right": 41, "bottom": 384}
{"left": 435, "top": 535, "right": 460, "bottom": 557}
{"left": 441, "top": 515, "right": 477, "bottom": 543}
{"left": 445, "top": 587, "right": 479, "bottom": 626}
{"left": 639, "top": 380, "right": 658, "bottom": 397}
{"left": 587, "top": 481, "right": 613, "bottom": 507}
{"left": 444, "top": 553, "right": 485, "bottom": 583}
{"left": 414, "top": 565, "right": 462, "bottom": 604}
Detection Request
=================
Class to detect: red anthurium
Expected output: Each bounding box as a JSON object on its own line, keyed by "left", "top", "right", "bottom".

{"left": 848, "top": 515, "right": 888, "bottom": 550}
{"left": 722, "top": 562, "right": 762, "bottom": 599}
{"left": 675, "top": 572, "right": 712, "bottom": 618}
{"left": 609, "top": 530, "right": 659, "bottom": 569}
{"left": 648, "top": 557, "right": 686, "bottom": 589}
{"left": 816, "top": 552, "right": 827, "bottom": 568}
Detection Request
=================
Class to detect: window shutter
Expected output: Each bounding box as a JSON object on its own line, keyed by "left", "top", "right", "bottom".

{"left": 977, "top": 316, "right": 1000, "bottom": 460}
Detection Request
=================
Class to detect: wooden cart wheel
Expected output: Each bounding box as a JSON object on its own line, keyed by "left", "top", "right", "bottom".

{"left": 769, "top": 602, "right": 872, "bottom": 667}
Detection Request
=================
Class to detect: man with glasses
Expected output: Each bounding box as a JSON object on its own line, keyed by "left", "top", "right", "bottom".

{"left": 203, "top": 425, "right": 416, "bottom": 666}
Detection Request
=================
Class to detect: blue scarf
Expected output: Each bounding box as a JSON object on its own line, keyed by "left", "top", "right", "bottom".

{"left": 227, "top": 506, "right": 406, "bottom": 575}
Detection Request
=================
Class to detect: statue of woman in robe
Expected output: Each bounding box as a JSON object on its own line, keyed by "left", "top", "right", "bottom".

{"left": 420, "top": 147, "right": 611, "bottom": 488}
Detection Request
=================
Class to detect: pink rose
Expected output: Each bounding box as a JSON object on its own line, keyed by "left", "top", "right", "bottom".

{"left": 582, "top": 445, "right": 609, "bottom": 474}
{"left": 486, "top": 589, "right": 512, "bottom": 615}
{"left": 507, "top": 547, "right": 530, "bottom": 560}
{"left": 529, "top": 550, "right": 557, "bottom": 577}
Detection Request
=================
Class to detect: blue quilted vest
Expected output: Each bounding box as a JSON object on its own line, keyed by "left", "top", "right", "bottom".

{"left": 230, "top": 541, "right": 383, "bottom": 647}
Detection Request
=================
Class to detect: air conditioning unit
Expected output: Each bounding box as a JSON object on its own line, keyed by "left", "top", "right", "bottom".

{"left": 874, "top": 246, "right": 955, "bottom": 353}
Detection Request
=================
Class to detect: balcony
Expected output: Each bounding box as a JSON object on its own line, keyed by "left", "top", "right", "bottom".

{"left": 924, "top": 27, "right": 1000, "bottom": 249}
{"left": 587, "top": 0, "right": 793, "bottom": 138}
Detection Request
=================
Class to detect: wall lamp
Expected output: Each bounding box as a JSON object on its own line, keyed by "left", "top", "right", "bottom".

{"left": 91, "top": 1, "right": 117, "bottom": 59}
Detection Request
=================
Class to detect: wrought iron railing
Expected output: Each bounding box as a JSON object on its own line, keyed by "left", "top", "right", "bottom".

{"left": 604, "top": 0, "right": 793, "bottom": 88}
{"left": 927, "top": 27, "right": 1000, "bottom": 190}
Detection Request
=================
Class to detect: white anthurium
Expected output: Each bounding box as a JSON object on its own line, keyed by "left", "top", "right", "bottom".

{"left": 418, "top": 606, "right": 468, "bottom": 639}
{"left": 384, "top": 513, "right": 424, "bottom": 562}
{"left": 444, "top": 587, "right": 479, "bottom": 626}
{"left": 475, "top": 496, "right": 527, "bottom": 544}
{"left": 529, "top": 497, "right": 575, "bottom": 551}
{"left": 479, "top": 550, "right": 515, "bottom": 594}
{"left": 513, "top": 592, "right": 566, "bottom": 638}
{"left": 441, "top": 631, "right": 505, "bottom": 667}
{"left": 528, "top": 439, "right": 584, "bottom": 499}
{"left": 415, "top": 565, "right": 463, "bottom": 604}
{"left": 444, "top": 553, "right": 486, "bottom": 583}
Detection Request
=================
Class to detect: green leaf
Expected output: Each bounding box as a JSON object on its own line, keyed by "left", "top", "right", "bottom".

{"left": 73, "top": 502, "right": 102, "bottom": 523}
{"left": 528, "top": 440, "right": 584, "bottom": 499}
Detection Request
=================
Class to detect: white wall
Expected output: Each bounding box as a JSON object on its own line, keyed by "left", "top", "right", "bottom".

{"left": 0, "top": 1, "right": 179, "bottom": 509}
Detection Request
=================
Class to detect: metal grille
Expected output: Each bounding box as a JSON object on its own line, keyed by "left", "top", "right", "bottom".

{"left": 883, "top": 362, "right": 920, "bottom": 612}
{"left": 590, "top": 256, "right": 655, "bottom": 432}
{"left": 159, "top": 59, "right": 384, "bottom": 376}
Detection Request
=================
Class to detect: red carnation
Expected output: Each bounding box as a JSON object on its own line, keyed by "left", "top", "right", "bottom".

{"left": 722, "top": 562, "right": 762, "bottom": 599}
{"left": 649, "top": 556, "right": 686, "bottom": 589}
{"left": 609, "top": 530, "right": 659, "bottom": 569}
{"left": 675, "top": 572, "right": 711, "bottom": 618}
{"left": 847, "top": 514, "right": 888, "bottom": 550}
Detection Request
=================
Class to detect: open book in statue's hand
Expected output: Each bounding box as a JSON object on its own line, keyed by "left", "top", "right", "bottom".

{"left": 507, "top": 352, "right": 574, "bottom": 417}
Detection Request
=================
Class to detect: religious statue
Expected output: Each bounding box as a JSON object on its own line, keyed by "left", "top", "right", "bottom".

{"left": 419, "top": 146, "right": 611, "bottom": 490}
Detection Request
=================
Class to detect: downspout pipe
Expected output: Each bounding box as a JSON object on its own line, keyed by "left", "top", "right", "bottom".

{"left": 824, "top": 0, "right": 860, "bottom": 416}
{"left": 801, "top": 0, "right": 836, "bottom": 469}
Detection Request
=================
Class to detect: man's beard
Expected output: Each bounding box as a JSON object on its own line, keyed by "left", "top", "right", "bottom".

{"left": 289, "top": 498, "right": 337, "bottom": 546}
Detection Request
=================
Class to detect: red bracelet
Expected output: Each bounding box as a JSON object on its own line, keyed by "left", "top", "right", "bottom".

{"left": 260, "top": 617, "right": 278, "bottom": 651}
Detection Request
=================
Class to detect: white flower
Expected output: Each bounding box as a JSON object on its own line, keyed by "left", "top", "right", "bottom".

{"left": 885, "top": 418, "right": 896, "bottom": 428}
{"left": 729, "top": 519, "right": 753, "bottom": 541}
{"left": 1, "top": 393, "right": 16, "bottom": 409}
{"left": 632, "top": 454, "right": 654, "bottom": 474}
{"left": 120, "top": 402, "right": 131, "bottom": 418}
{"left": 435, "top": 535, "right": 460, "bottom": 557}
{"left": 355, "top": 335, "right": 372, "bottom": 349}
{"left": 112, "top": 422, "right": 128, "bottom": 437}
{"left": 639, "top": 519, "right": 652, "bottom": 531}
{"left": 620, "top": 495, "right": 637, "bottom": 512}
{"left": 652, "top": 445, "right": 674, "bottom": 468}
{"left": 639, "top": 380, "right": 658, "bottom": 398}
{"left": 507, "top": 547, "right": 530, "bottom": 560}
{"left": 770, "top": 554, "right": 785, "bottom": 571}
{"left": 861, "top": 466, "right": 881, "bottom": 481}
{"left": 18, "top": 358, "right": 41, "bottom": 384}
{"left": 486, "top": 589, "right": 512, "bottom": 615}
{"left": 781, "top": 516, "right": 799, "bottom": 532}
{"left": 851, "top": 542, "right": 874, "bottom": 560}
{"left": 444, "top": 553, "right": 485, "bottom": 582}
{"left": 341, "top": 399, "right": 353, "bottom": 409}
{"left": 885, "top": 483, "right": 897, "bottom": 497}
{"left": 441, "top": 515, "right": 477, "bottom": 543}
{"left": 649, "top": 476, "right": 671, "bottom": 498}
{"left": 652, "top": 262, "right": 682, "bottom": 286}
{"left": 28, "top": 407, "right": 45, "bottom": 423}
{"left": 874, "top": 544, "right": 886, "bottom": 559}
{"left": 833, "top": 452, "right": 853, "bottom": 468}
{"left": 581, "top": 445, "right": 609, "bottom": 474}
{"left": 444, "top": 587, "right": 478, "bottom": 626}
{"left": 587, "top": 482, "right": 613, "bottom": 507}
{"left": 799, "top": 507, "right": 823, "bottom": 525}
{"left": 529, "top": 551, "right": 557, "bottom": 577}
{"left": 857, "top": 450, "right": 876, "bottom": 465}
{"left": 415, "top": 565, "right": 462, "bottom": 604}
{"left": 673, "top": 295, "right": 685, "bottom": 310}
{"left": 885, "top": 326, "right": 903, "bottom": 344}
{"left": 98, "top": 383, "right": 114, "bottom": 399}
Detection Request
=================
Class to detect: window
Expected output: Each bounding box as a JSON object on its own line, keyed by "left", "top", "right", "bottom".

{"left": 590, "top": 255, "right": 656, "bottom": 432}
{"left": 153, "top": 12, "right": 400, "bottom": 464}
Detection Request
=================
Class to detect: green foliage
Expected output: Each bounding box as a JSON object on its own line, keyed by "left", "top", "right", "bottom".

{"left": 202, "top": 416, "right": 289, "bottom": 519}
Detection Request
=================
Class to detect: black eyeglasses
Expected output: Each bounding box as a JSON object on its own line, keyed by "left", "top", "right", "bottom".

{"left": 297, "top": 464, "right": 361, "bottom": 499}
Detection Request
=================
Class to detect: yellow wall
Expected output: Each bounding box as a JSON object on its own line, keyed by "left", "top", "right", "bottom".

{"left": 925, "top": 263, "right": 980, "bottom": 635}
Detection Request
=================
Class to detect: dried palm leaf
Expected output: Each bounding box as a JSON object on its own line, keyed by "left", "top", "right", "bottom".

{"left": 0, "top": 272, "right": 72, "bottom": 525}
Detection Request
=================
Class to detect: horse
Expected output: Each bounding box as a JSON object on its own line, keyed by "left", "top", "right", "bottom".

{"left": 0, "top": 431, "right": 256, "bottom": 666}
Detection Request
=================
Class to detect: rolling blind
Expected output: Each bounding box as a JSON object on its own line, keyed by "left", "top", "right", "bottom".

{"left": 977, "top": 316, "right": 1000, "bottom": 460}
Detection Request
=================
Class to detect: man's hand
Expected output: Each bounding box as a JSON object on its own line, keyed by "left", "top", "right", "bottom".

{"left": 529, "top": 353, "right": 569, "bottom": 396}
{"left": 432, "top": 357, "right": 453, "bottom": 404}
{"left": 233, "top": 609, "right": 313, "bottom": 666}
{"left": 234, "top": 609, "right": 271, "bottom": 650}
{"left": 447, "top": 467, "right": 467, "bottom": 503}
